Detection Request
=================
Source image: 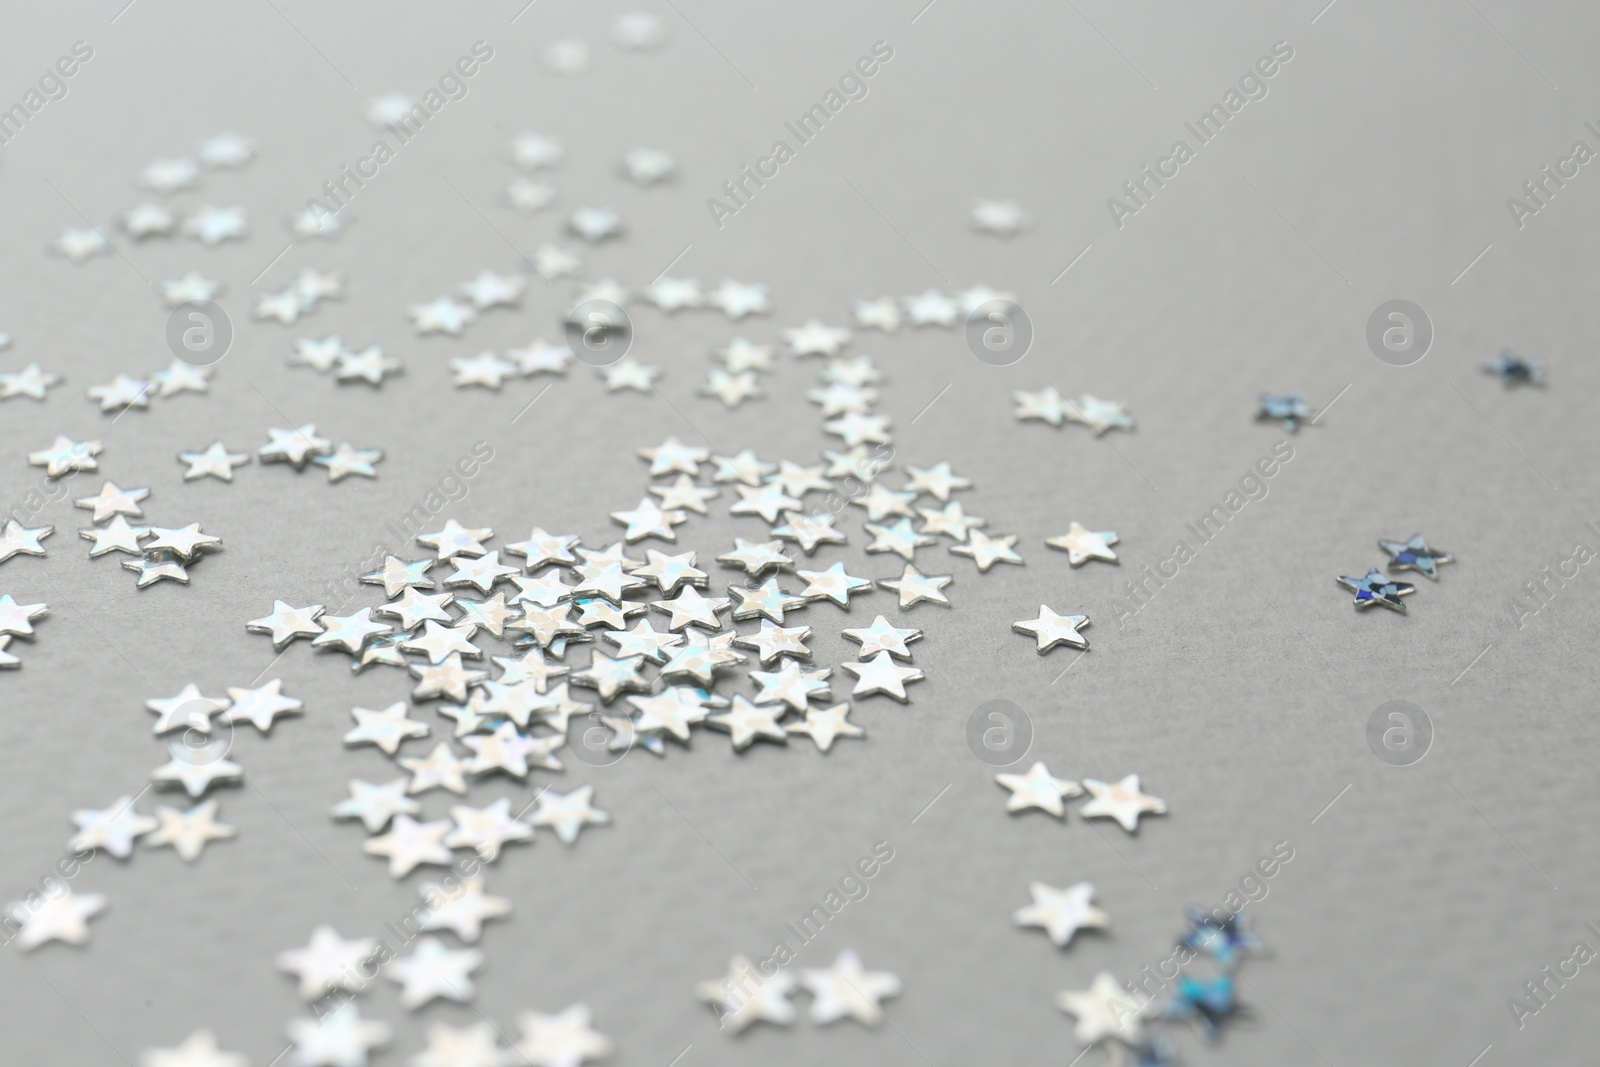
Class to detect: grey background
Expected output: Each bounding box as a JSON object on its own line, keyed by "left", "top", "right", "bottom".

{"left": 1, "top": 1, "right": 1597, "bottom": 1063}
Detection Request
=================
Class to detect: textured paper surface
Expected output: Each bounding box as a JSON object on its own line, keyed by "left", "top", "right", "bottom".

{"left": 1, "top": 3, "right": 1597, "bottom": 1064}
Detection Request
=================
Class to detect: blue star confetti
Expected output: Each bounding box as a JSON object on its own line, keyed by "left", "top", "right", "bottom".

{"left": 1256, "top": 391, "right": 1314, "bottom": 431}
{"left": 1379, "top": 534, "right": 1453, "bottom": 581}
{"left": 1482, "top": 350, "right": 1544, "bottom": 387}
{"left": 1337, "top": 568, "right": 1415, "bottom": 612}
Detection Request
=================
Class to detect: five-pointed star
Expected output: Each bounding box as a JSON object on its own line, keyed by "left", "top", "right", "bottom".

{"left": 707, "top": 694, "right": 789, "bottom": 750}
{"left": 1015, "top": 880, "right": 1109, "bottom": 947}
{"left": 146, "top": 798, "right": 237, "bottom": 861}
{"left": 841, "top": 615, "right": 922, "bottom": 660}
{"left": 451, "top": 351, "right": 519, "bottom": 390}
{"left": 1064, "top": 393, "right": 1135, "bottom": 434}
{"left": 852, "top": 482, "right": 917, "bottom": 520}
{"left": 701, "top": 367, "right": 762, "bottom": 407}
{"left": 345, "top": 701, "right": 429, "bottom": 754}
{"left": 865, "top": 519, "right": 933, "bottom": 561}
{"left": 840, "top": 650, "right": 924, "bottom": 702}
{"left": 410, "top": 653, "right": 488, "bottom": 702}
{"left": 796, "top": 561, "right": 873, "bottom": 606}
{"left": 773, "top": 511, "right": 846, "bottom": 554}
{"left": 507, "top": 178, "right": 558, "bottom": 213}
{"left": 289, "top": 204, "right": 349, "bottom": 239}
{"left": 123, "top": 550, "right": 191, "bottom": 587}
{"left": 74, "top": 481, "right": 148, "bottom": 521}
{"left": 138, "top": 1029, "right": 248, "bottom": 1067}
{"left": 419, "top": 875, "right": 514, "bottom": 940}
{"left": 808, "top": 381, "right": 878, "bottom": 416}
{"left": 0, "top": 594, "right": 48, "bottom": 637}
{"left": 200, "top": 130, "right": 255, "bottom": 168}
{"left": 571, "top": 561, "right": 646, "bottom": 605}
{"left": 1046, "top": 522, "right": 1119, "bottom": 566}
{"left": 785, "top": 702, "right": 864, "bottom": 751}
{"left": 1081, "top": 775, "right": 1168, "bottom": 832}
{"left": 568, "top": 206, "right": 624, "bottom": 242}
{"left": 277, "top": 925, "right": 377, "bottom": 998}
{"left": 1014, "top": 386, "right": 1071, "bottom": 426}
{"left": 0, "top": 362, "right": 61, "bottom": 400}
{"left": 570, "top": 652, "right": 649, "bottom": 703}
{"left": 151, "top": 360, "right": 211, "bottom": 397}
{"left": 151, "top": 737, "right": 244, "bottom": 797}
{"left": 972, "top": 197, "right": 1030, "bottom": 235}
{"left": 822, "top": 355, "right": 882, "bottom": 386}
{"left": 512, "top": 338, "right": 574, "bottom": 376}
{"left": 331, "top": 777, "right": 420, "bottom": 832}
{"left": 376, "top": 587, "right": 455, "bottom": 629}
{"left": 621, "top": 145, "right": 676, "bottom": 184}
{"left": 642, "top": 275, "right": 703, "bottom": 311}
{"left": 246, "top": 601, "right": 325, "bottom": 649}
{"left": 464, "top": 722, "right": 563, "bottom": 779}
{"left": 601, "top": 356, "right": 659, "bottom": 392}
{"left": 364, "top": 813, "right": 455, "bottom": 876}
{"left": 711, "top": 449, "right": 776, "bottom": 486}
{"left": 1379, "top": 534, "right": 1454, "bottom": 580}
{"left": 334, "top": 345, "right": 401, "bottom": 386}
{"left": 354, "top": 632, "right": 410, "bottom": 672}
{"left": 178, "top": 441, "right": 250, "bottom": 481}
{"left": 784, "top": 319, "right": 851, "bottom": 357}
{"left": 411, "top": 296, "right": 478, "bottom": 335}
{"left": 626, "top": 687, "right": 709, "bottom": 741}
{"left": 853, "top": 296, "right": 902, "bottom": 332}
{"left": 730, "top": 577, "right": 808, "bottom": 623}
{"left": 182, "top": 205, "right": 248, "bottom": 245}
{"left": 610, "top": 498, "right": 686, "bottom": 543}
{"left": 717, "top": 538, "right": 793, "bottom": 578}
{"left": 253, "top": 288, "right": 303, "bottom": 324}
{"left": 408, "top": 1021, "right": 513, "bottom": 1067}
{"left": 641, "top": 438, "right": 710, "bottom": 477}
{"left": 530, "top": 785, "right": 611, "bottom": 844}
{"left": 224, "top": 679, "right": 304, "bottom": 732}
{"left": 878, "top": 564, "right": 952, "bottom": 608}
{"left": 603, "top": 619, "right": 683, "bottom": 663}
{"left": 406, "top": 596, "right": 484, "bottom": 643}
{"left": 751, "top": 661, "right": 831, "bottom": 711}
{"left": 52, "top": 226, "right": 111, "bottom": 262}
{"left": 1337, "top": 568, "right": 1415, "bottom": 612}
{"left": 1013, "top": 605, "right": 1090, "bottom": 652}
{"left": 652, "top": 586, "right": 730, "bottom": 631}
{"left": 454, "top": 593, "right": 519, "bottom": 637}
{"left": 494, "top": 647, "right": 570, "bottom": 691}
{"left": 801, "top": 950, "right": 902, "bottom": 1025}
{"left": 512, "top": 130, "right": 564, "bottom": 168}
{"left": 81, "top": 515, "right": 150, "bottom": 557}
{"left": 29, "top": 436, "right": 101, "bottom": 477}
{"left": 88, "top": 374, "right": 152, "bottom": 412}
{"left": 732, "top": 483, "right": 800, "bottom": 524}
{"left": 259, "top": 425, "right": 331, "bottom": 469}
{"left": 825, "top": 411, "right": 893, "bottom": 446}
{"left": 708, "top": 279, "right": 771, "bottom": 319}
{"left": 6, "top": 887, "right": 107, "bottom": 950}
{"left": 460, "top": 270, "right": 527, "bottom": 310}
{"left": 717, "top": 337, "right": 774, "bottom": 373}
{"left": 918, "top": 502, "right": 986, "bottom": 541}
{"left": 697, "top": 956, "right": 799, "bottom": 1032}
{"left": 951, "top": 530, "right": 1024, "bottom": 572}
{"left": 386, "top": 936, "right": 483, "bottom": 1009}
{"left": 902, "top": 288, "right": 960, "bottom": 327}
{"left": 532, "top": 242, "right": 582, "bottom": 280}
{"left": 650, "top": 475, "right": 720, "bottom": 517}
{"left": 513, "top": 1004, "right": 612, "bottom": 1067}
{"left": 145, "top": 524, "right": 222, "bottom": 562}
{"left": 1057, "top": 972, "right": 1145, "bottom": 1045}
{"left": 444, "top": 800, "right": 534, "bottom": 863}
{"left": 313, "top": 441, "right": 384, "bottom": 482}
{"left": 1483, "top": 351, "right": 1544, "bottom": 386}
{"left": 142, "top": 156, "right": 198, "bottom": 191}
{"left": 506, "top": 528, "right": 581, "bottom": 568}
{"left": 313, "top": 609, "right": 392, "bottom": 654}
{"left": 121, "top": 202, "right": 177, "bottom": 239}
{"left": 70, "top": 795, "right": 158, "bottom": 857}
{"left": 360, "top": 555, "right": 436, "bottom": 597}
{"left": 996, "top": 761, "right": 1084, "bottom": 817}
{"left": 285, "top": 1004, "right": 391, "bottom": 1066}
{"left": 161, "top": 272, "right": 223, "bottom": 307}
{"left": 1258, "top": 391, "right": 1315, "bottom": 431}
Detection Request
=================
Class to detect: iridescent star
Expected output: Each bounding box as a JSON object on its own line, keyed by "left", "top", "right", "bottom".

{"left": 1336, "top": 568, "right": 1415, "bottom": 612}
{"left": 1378, "top": 535, "right": 1453, "bottom": 580}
